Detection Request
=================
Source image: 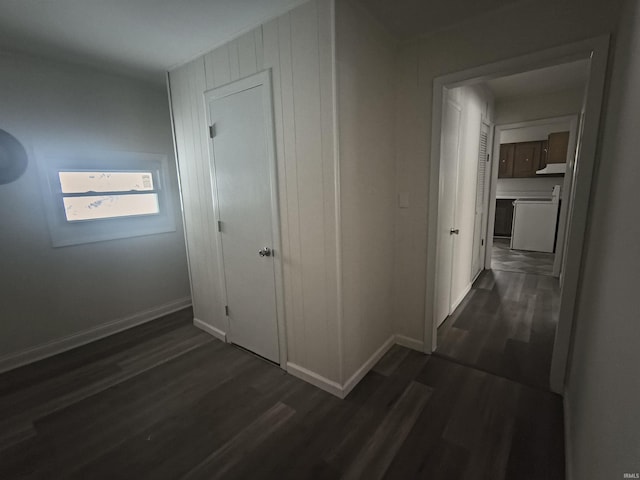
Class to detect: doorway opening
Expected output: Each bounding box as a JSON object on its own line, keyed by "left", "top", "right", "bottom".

{"left": 488, "top": 112, "right": 581, "bottom": 281}
{"left": 423, "top": 36, "right": 610, "bottom": 393}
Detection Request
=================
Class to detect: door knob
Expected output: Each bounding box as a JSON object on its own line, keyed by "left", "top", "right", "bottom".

{"left": 450, "top": 228, "right": 460, "bottom": 235}
{"left": 258, "top": 247, "right": 272, "bottom": 257}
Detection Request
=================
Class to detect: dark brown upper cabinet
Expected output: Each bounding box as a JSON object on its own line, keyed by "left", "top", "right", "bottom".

{"left": 547, "top": 131, "right": 570, "bottom": 164}
{"left": 498, "top": 131, "right": 569, "bottom": 178}
{"left": 513, "top": 141, "right": 542, "bottom": 177}
{"left": 498, "top": 143, "right": 515, "bottom": 178}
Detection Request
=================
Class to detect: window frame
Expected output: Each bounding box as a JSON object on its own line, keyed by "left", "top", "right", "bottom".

{"left": 39, "top": 151, "right": 177, "bottom": 247}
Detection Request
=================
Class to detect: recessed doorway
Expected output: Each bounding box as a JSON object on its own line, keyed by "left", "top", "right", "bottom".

{"left": 424, "top": 36, "right": 610, "bottom": 393}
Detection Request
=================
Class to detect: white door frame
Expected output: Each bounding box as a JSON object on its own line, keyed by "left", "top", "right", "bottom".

{"left": 485, "top": 115, "right": 580, "bottom": 273}
{"left": 423, "top": 35, "right": 610, "bottom": 394}
{"left": 204, "top": 69, "right": 288, "bottom": 369}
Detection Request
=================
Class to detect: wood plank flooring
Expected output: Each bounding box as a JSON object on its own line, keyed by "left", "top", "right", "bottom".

{"left": 0, "top": 307, "right": 564, "bottom": 479}
{"left": 492, "top": 238, "right": 555, "bottom": 276}
{"left": 437, "top": 269, "right": 560, "bottom": 390}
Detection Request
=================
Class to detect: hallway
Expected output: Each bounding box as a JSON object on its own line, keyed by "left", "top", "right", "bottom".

{"left": 436, "top": 269, "right": 560, "bottom": 390}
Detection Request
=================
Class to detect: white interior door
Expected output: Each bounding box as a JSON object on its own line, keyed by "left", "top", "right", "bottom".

{"left": 207, "top": 73, "right": 280, "bottom": 364}
{"left": 434, "top": 96, "right": 462, "bottom": 327}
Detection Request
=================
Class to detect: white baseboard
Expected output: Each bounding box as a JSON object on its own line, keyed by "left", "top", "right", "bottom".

{"left": 471, "top": 268, "right": 482, "bottom": 285}
{"left": 394, "top": 334, "right": 424, "bottom": 352}
{"left": 193, "top": 318, "right": 227, "bottom": 342}
{"left": 563, "top": 389, "right": 573, "bottom": 480}
{"left": 450, "top": 283, "right": 473, "bottom": 314}
{"left": 341, "top": 335, "right": 396, "bottom": 398}
{"left": 286, "top": 362, "right": 344, "bottom": 398}
{"left": 0, "top": 297, "right": 192, "bottom": 374}
{"left": 288, "top": 335, "right": 420, "bottom": 399}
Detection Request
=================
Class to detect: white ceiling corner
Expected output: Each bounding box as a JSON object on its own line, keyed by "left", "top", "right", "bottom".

{"left": 0, "top": 0, "right": 306, "bottom": 83}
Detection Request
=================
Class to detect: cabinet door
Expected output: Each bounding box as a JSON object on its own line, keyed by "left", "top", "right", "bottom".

{"left": 547, "top": 131, "right": 570, "bottom": 164}
{"left": 498, "top": 143, "right": 514, "bottom": 178}
{"left": 494, "top": 199, "right": 514, "bottom": 237}
{"left": 513, "top": 141, "right": 541, "bottom": 177}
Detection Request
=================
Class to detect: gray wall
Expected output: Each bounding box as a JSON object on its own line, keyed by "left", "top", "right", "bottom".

{"left": 0, "top": 52, "right": 190, "bottom": 367}
{"left": 565, "top": 0, "right": 640, "bottom": 477}
{"left": 336, "top": 0, "right": 397, "bottom": 379}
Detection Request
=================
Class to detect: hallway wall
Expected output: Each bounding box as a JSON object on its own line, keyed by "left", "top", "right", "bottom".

{"left": 336, "top": 0, "right": 397, "bottom": 380}
{"left": 565, "top": 0, "right": 640, "bottom": 477}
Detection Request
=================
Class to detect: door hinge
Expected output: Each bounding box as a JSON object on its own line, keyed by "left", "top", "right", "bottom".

{"left": 486, "top": 153, "right": 490, "bottom": 162}
{"left": 225, "top": 305, "right": 229, "bottom": 316}
{"left": 209, "top": 124, "right": 216, "bottom": 138}
{"left": 481, "top": 239, "right": 484, "bottom": 246}
{"left": 217, "top": 220, "right": 222, "bottom": 232}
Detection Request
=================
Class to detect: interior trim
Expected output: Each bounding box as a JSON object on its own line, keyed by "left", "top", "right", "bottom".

{"left": 193, "top": 318, "right": 227, "bottom": 343}
{"left": 0, "top": 297, "right": 192, "bottom": 374}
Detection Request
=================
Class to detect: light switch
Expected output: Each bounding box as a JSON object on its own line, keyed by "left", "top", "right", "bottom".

{"left": 398, "top": 192, "right": 410, "bottom": 209}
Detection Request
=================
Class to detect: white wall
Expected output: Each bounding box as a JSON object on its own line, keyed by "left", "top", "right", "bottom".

{"left": 0, "top": 52, "right": 191, "bottom": 369}
{"left": 169, "top": 0, "right": 341, "bottom": 384}
{"left": 336, "top": 0, "right": 397, "bottom": 380}
{"left": 447, "top": 85, "right": 494, "bottom": 307}
{"left": 393, "top": 42, "right": 429, "bottom": 343}
{"left": 565, "top": 0, "right": 640, "bottom": 477}
{"left": 393, "top": 0, "right": 622, "bottom": 344}
{"left": 497, "top": 177, "right": 563, "bottom": 199}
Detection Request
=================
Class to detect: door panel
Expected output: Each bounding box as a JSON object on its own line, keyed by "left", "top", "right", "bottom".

{"left": 547, "top": 131, "right": 570, "bottom": 163}
{"left": 435, "top": 97, "right": 461, "bottom": 327}
{"left": 498, "top": 143, "right": 514, "bottom": 178}
{"left": 208, "top": 84, "right": 280, "bottom": 363}
{"left": 471, "top": 123, "right": 490, "bottom": 279}
{"left": 513, "top": 141, "right": 541, "bottom": 177}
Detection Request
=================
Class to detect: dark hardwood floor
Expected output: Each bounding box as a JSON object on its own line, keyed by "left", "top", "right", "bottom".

{"left": 436, "top": 269, "right": 560, "bottom": 390}
{"left": 491, "top": 238, "right": 555, "bottom": 276}
{"left": 0, "top": 307, "right": 564, "bottom": 479}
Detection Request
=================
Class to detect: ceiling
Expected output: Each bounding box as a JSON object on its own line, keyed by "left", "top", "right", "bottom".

{"left": 0, "top": 0, "right": 539, "bottom": 85}
{"left": 0, "top": 0, "right": 585, "bottom": 87}
{"left": 485, "top": 60, "right": 590, "bottom": 99}
{"left": 0, "top": 0, "right": 305, "bottom": 83}
{"left": 355, "top": 0, "right": 529, "bottom": 40}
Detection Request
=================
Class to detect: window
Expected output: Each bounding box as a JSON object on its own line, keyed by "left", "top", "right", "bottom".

{"left": 58, "top": 171, "right": 160, "bottom": 221}
{"left": 39, "top": 151, "right": 176, "bottom": 247}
